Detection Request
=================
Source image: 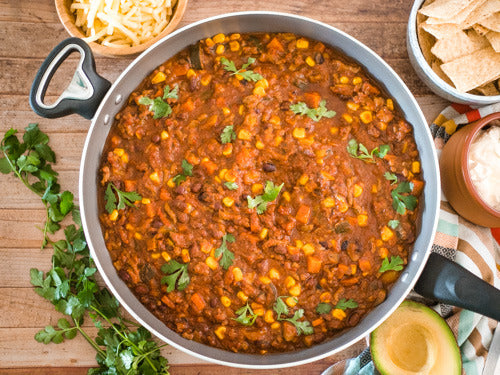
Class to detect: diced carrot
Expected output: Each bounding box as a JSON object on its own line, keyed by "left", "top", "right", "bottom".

{"left": 296, "top": 205, "right": 311, "bottom": 224}
{"left": 358, "top": 257, "right": 371, "bottom": 272}
{"left": 172, "top": 64, "right": 189, "bottom": 76}
{"left": 304, "top": 92, "right": 321, "bottom": 109}
{"left": 202, "top": 159, "right": 218, "bottom": 175}
{"left": 337, "top": 263, "right": 350, "bottom": 278}
{"left": 307, "top": 256, "right": 322, "bottom": 273}
{"left": 124, "top": 180, "right": 136, "bottom": 192}
{"left": 341, "top": 277, "right": 359, "bottom": 286}
{"left": 312, "top": 318, "right": 324, "bottom": 327}
{"left": 191, "top": 293, "right": 206, "bottom": 311}
{"left": 267, "top": 37, "right": 284, "bottom": 52}
{"left": 411, "top": 179, "right": 424, "bottom": 196}
{"left": 181, "top": 98, "right": 195, "bottom": 112}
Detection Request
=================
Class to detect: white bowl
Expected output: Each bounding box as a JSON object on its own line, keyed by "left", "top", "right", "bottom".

{"left": 407, "top": 0, "right": 500, "bottom": 105}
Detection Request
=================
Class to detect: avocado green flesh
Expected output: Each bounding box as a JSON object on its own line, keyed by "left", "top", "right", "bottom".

{"left": 370, "top": 300, "right": 461, "bottom": 375}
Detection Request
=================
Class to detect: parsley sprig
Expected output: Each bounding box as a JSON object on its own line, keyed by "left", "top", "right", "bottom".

{"left": 138, "top": 85, "right": 178, "bottom": 119}
{"left": 391, "top": 181, "right": 417, "bottom": 215}
{"left": 104, "top": 182, "right": 142, "bottom": 214}
{"left": 220, "top": 125, "right": 236, "bottom": 144}
{"left": 247, "top": 180, "right": 284, "bottom": 214}
{"left": 273, "top": 296, "right": 313, "bottom": 336}
{"left": 172, "top": 159, "right": 193, "bottom": 185}
{"left": 233, "top": 302, "right": 258, "bottom": 326}
{"left": 290, "top": 100, "right": 336, "bottom": 122}
{"left": 214, "top": 234, "right": 236, "bottom": 270}
{"left": 379, "top": 256, "right": 404, "bottom": 273}
{"left": 347, "top": 139, "right": 390, "bottom": 162}
{"left": 161, "top": 260, "right": 190, "bottom": 292}
{"left": 221, "top": 57, "right": 263, "bottom": 82}
{"left": 1, "top": 125, "right": 170, "bottom": 374}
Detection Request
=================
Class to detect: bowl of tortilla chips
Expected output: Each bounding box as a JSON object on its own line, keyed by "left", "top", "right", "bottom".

{"left": 408, "top": 0, "right": 500, "bottom": 104}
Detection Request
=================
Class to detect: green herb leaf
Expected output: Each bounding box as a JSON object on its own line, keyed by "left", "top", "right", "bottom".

{"left": 233, "top": 302, "right": 258, "bottom": 326}
{"left": 347, "top": 139, "right": 390, "bottom": 163}
{"left": 221, "top": 125, "right": 237, "bottom": 144}
{"left": 388, "top": 219, "right": 400, "bottom": 229}
{"left": 391, "top": 181, "right": 417, "bottom": 215}
{"left": 273, "top": 296, "right": 293, "bottom": 319}
{"left": 214, "top": 234, "right": 236, "bottom": 270}
{"left": 224, "top": 181, "right": 238, "bottom": 190}
{"left": 104, "top": 182, "right": 142, "bottom": 214}
{"left": 379, "top": 256, "right": 404, "bottom": 273}
{"left": 247, "top": 180, "right": 284, "bottom": 214}
{"left": 138, "top": 85, "right": 178, "bottom": 119}
{"left": 221, "top": 57, "right": 263, "bottom": 82}
{"left": 161, "top": 260, "right": 190, "bottom": 292}
{"left": 315, "top": 302, "right": 332, "bottom": 314}
{"left": 290, "top": 100, "right": 336, "bottom": 122}
{"left": 335, "top": 298, "right": 358, "bottom": 310}
{"left": 281, "top": 309, "right": 313, "bottom": 336}
{"left": 172, "top": 159, "right": 193, "bottom": 186}
{"left": 384, "top": 172, "right": 398, "bottom": 185}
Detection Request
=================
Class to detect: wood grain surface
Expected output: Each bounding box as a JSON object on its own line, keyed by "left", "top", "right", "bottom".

{"left": 0, "top": 0, "right": 448, "bottom": 373}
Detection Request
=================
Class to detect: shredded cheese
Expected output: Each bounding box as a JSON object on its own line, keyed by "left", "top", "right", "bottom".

{"left": 70, "top": 0, "right": 177, "bottom": 48}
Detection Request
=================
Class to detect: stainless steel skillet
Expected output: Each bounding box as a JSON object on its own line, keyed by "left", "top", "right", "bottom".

{"left": 29, "top": 11, "right": 500, "bottom": 369}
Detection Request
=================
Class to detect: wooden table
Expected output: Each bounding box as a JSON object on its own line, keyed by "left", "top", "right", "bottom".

{"left": 0, "top": 0, "right": 449, "bottom": 373}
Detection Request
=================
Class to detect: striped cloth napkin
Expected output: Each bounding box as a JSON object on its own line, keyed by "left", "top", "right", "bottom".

{"left": 328, "top": 103, "right": 500, "bottom": 375}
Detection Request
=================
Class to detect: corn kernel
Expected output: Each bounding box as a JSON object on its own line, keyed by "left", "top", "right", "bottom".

{"left": 336, "top": 194, "right": 349, "bottom": 213}
{"left": 321, "top": 171, "right": 335, "bottom": 181}
{"left": 274, "top": 135, "right": 283, "bottom": 146}
{"left": 330, "top": 126, "right": 339, "bottom": 135}
{"left": 282, "top": 191, "right": 291, "bottom": 202}
{"left": 264, "top": 310, "right": 275, "bottom": 323}
{"left": 221, "top": 296, "right": 231, "bottom": 307}
{"left": 161, "top": 251, "right": 171, "bottom": 262}
{"left": 353, "top": 184, "right": 363, "bottom": 197}
{"left": 215, "top": 176, "right": 222, "bottom": 183}
{"left": 269, "top": 115, "right": 281, "bottom": 126}
{"left": 159, "top": 131, "right": 169, "bottom": 140}
{"left": 379, "top": 247, "right": 389, "bottom": 259}
{"left": 286, "top": 296, "right": 298, "bottom": 307}
{"left": 387, "top": 98, "right": 394, "bottom": 111}
{"left": 357, "top": 214, "right": 368, "bottom": 227}
{"left": 298, "top": 174, "right": 309, "bottom": 185}
{"left": 352, "top": 76, "right": 362, "bottom": 85}
{"left": 140, "top": 198, "right": 151, "bottom": 205}
{"left": 113, "top": 148, "right": 125, "bottom": 157}
{"left": 259, "top": 228, "right": 268, "bottom": 240}
{"left": 295, "top": 240, "right": 304, "bottom": 249}
{"left": 256, "top": 79, "right": 269, "bottom": 89}
{"left": 372, "top": 184, "right": 378, "bottom": 193}
{"left": 222, "top": 107, "right": 231, "bottom": 116}
{"left": 216, "top": 44, "right": 225, "bottom": 55}
{"left": 218, "top": 169, "right": 228, "bottom": 180}
{"left": 255, "top": 140, "right": 265, "bottom": 150}
{"left": 253, "top": 86, "right": 266, "bottom": 97}
{"left": 151, "top": 71, "right": 166, "bottom": 84}
{"left": 305, "top": 56, "right": 316, "bottom": 67}
{"left": 229, "top": 40, "right": 240, "bottom": 51}
{"left": 285, "top": 276, "right": 296, "bottom": 288}
{"left": 302, "top": 243, "right": 315, "bottom": 256}
{"left": 239, "top": 104, "right": 245, "bottom": 115}
{"left": 151, "top": 252, "right": 161, "bottom": 260}
{"left": 296, "top": 38, "right": 309, "bottom": 49}
{"left": 134, "top": 232, "right": 142, "bottom": 240}
{"left": 376, "top": 239, "right": 384, "bottom": 247}
{"left": 222, "top": 197, "right": 234, "bottom": 207}
{"left": 340, "top": 76, "right": 349, "bottom": 84}
{"left": 320, "top": 292, "right": 331, "bottom": 303}
{"left": 224, "top": 170, "right": 237, "bottom": 182}
{"left": 289, "top": 284, "right": 301, "bottom": 296}
{"left": 186, "top": 69, "right": 196, "bottom": 79}
{"left": 292, "top": 127, "right": 306, "bottom": 139}
{"left": 412, "top": 161, "right": 420, "bottom": 174}
{"left": 254, "top": 308, "right": 265, "bottom": 316}
{"left": 205, "top": 37, "right": 215, "bottom": 47}
{"left": 237, "top": 291, "right": 248, "bottom": 302}
{"left": 215, "top": 326, "right": 226, "bottom": 340}
{"left": 252, "top": 183, "right": 263, "bottom": 195}
{"left": 167, "top": 178, "right": 175, "bottom": 188}
{"left": 332, "top": 308, "right": 346, "bottom": 320}
{"left": 259, "top": 276, "right": 272, "bottom": 284}
{"left": 341, "top": 113, "right": 353, "bottom": 123}
{"left": 381, "top": 226, "right": 394, "bottom": 242}
{"left": 271, "top": 322, "right": 281, "bottom": 330}
{"left": 206, "top": 256, "right": 218, "bottom": 270}
{"left": 360, "top": 111, "right": 373, "bottom": 124}
{"left": 233, "top": 267, "right": 243, "bottom": 282}
{"left": 149, "top": 171, "right": 160, "bottom": 184}
{"left": 222, "top": 143, "right": 233, "bottom": 156}
{"left": 238, "top": 129, "right": 252, "bottom": 141}
{"left": 109, "top": 209, "right": 119, "bottom": 221}
{"left": 201, "top": 75, "right": 212, "bottom": 86}
{"left": 230, "top": 33, "right": 241, "bottom": 40}
{"left": 269, "top": 268, "right": 280, "bottom": 279}
{"left": 322, "top": 197, "right": 335, "bottom": 208}
{"left": 347, "top": 101, "right": 360, "bottom": 111}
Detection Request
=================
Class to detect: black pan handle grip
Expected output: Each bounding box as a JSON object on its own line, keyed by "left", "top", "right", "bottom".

{"left": 29, "top": 38, "right": 111, "bottom": 120}
{"left": 415, "top": 252, "right": 500, "bottom": 321}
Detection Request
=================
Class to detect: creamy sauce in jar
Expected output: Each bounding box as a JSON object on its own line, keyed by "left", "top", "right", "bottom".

{"left": 468, "top": 126, "right": 500, "bottom": 212}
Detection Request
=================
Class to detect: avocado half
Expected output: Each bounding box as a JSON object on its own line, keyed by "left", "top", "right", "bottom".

{"left": 370, "top": 300, "right": 461, "bottom": 375}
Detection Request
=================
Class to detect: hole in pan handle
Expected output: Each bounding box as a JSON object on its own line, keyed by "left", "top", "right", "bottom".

{"left": 415, "top": 252, "right": 500, "bottom": 321}
{"left": 29, "top": 38, "right": 111, "bottom": 120}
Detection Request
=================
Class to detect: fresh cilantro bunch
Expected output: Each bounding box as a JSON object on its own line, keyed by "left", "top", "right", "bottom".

{"left": 138, "top": 85, "right": 178, "bottom": 119}
{"left": 221, "top": 57, "right": 264, "bottom": 82}
{"left": 0, "top": 125, "right": 169, "bottom": 375}
{"left": 347, "top": 139, "right": 390, "bottom": 163}
{"left": 289, "top": 100, "right": 336, "bottom": 122}
{"left": 247, "top": 180, "right": 284, "bottom": 214}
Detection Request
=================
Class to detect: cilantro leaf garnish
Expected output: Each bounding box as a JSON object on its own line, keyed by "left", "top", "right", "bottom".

{"left": 221, "top": 125, "right": 236, "bottom": 144}
{"left": 172, "top": 159, "right": 193, "bottom": 186}
{"left": 247, "top": 180, "right": 284, "bottom": 214}
{"left": 161, "top": 260, "right": 190, "bottom": 292}
{"left": 384, "top": 171, "right": 398, "bottom": 185}
{"left": 281, "top": 309, "right": 314, "bottom": 336}
{"left": 214, "top": 234, "right": 236, "bottom": 270}
{"left": 391, "top": 181, "right": 417, "bottom": 214}
{"left": 315, "top": 302, "right": 332, "bottom": 314}
{"left": 104, "top": 182, "right": 142, "bottom": 214}
{"left": 388, "top": 219, "right": 400, "bottom": 229}
{"left": 290, "top": 100, "right": 336, "bottom": 122}
{"left": 347, "top": 139, "right": 390, "bottom": 163}
{"left": 224, "top": 181, "right": 238, "bottom": 190}
{"left": 233, "top": 302, "right": 258, "bottom": 326}
{"left": 335, "top": 298, "right": 358, "bottom": 310}
{"left": 273, "top": 296, "right": 295, "bottom": 319}
{"left": 379, "top": 256, "right": 404, "bottom": 273}
{"left": 221, "top": 57, "right": 264, "bottom": 82}
{"left": 138, "top": 84, "right": 178, "bottom": 119}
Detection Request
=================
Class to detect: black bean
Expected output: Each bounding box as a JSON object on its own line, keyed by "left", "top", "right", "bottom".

{"left": 319, "top": 241, "right": 329, "bottom": 249}
{"left": 341, "top": 240, "right": 349, "bottom": 251}
{"left": 263, "top": 162, "right": 276, "bottom": 172}
{"left": 280, "top": 101, "right": 291, "bottom": 111}
{"left": 315, "top": 52, "right": 325, "bottom": 64}
{"left": 198, "top": 191, "right": 210, "bottom": 202}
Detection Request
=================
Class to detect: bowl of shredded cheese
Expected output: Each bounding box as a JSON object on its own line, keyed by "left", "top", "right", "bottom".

{"left": 55, "top": 0, "right": 188, "bottom": 57}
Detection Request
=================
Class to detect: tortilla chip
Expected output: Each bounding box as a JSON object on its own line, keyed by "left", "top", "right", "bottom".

{"left": 425, "top": 0, "right": 487, "bottom": 24}
{"left": 432, "top": 60, "right": 455, "bottom": 85}
{"left": 474, "top": 81, "right": 500, "bottom": 95}
{"left": 480, "top": 12, "right": 500, "bottom": 31}
{"left": 421, "top": 21, "right": 464, "bottom": 38}
{"left": 472, "top": 23, "right": 491, "bottom": 35}
{"left": 460, "top": 0, "right": 500, "bottom": 28}
{"left": 431, "top": 29, "right": 489, "bottom": 62}
{"left": 417, "top": 24, "right": 438, "bottom": 65}
{"left": 419, "top": 0, "right": 473, "bottom": 19}
{"left": 441, "top": 46, "right": 500, "bottom": 92}
{"left": 486, "top": 31, "right": 500, "bottom": 51}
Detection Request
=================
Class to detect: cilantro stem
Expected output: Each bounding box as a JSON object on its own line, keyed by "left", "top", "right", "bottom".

{"left": 72, "top": 318, "right": 107, "bottom": 360}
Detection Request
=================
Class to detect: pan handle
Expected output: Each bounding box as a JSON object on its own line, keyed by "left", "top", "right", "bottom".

{"left": 29, "top": 38, "right": 111, "bottom": 120}
{"left": 415, "top": 252, "right": 500, "bottom": 321}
